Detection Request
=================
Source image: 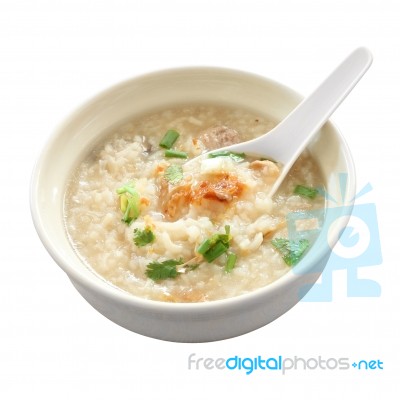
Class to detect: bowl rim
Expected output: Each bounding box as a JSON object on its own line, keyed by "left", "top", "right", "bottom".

{"left": 30, "top": 66, "right": 356, "bottom": 314}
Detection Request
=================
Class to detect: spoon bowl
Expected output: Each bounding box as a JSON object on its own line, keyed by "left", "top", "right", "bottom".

{"left": 188, "top": 48, "right": 372, "bottom": 197}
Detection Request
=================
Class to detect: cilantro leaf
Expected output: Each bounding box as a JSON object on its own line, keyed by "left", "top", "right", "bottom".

{"left": 293, "top": 185, "right": 319, "bottom": 199}
{"left": 271, "top": 238, "right": 310, "bottom": 266}
{"left": 164, "top": 164, "right": 184, "bottom": 184}
{"left": 145, "top": 256, "right": 202, "bottom": 282}
{"left": 145, "top": 259, "right": 182, "bottom": 281}
{"left": 133, "top": 227, "right": 155, "bottom": 247}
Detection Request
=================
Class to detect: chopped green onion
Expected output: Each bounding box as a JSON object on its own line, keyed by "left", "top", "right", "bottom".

{"left": 294, "top": 185, "right": 319, "bottom": 199}
{"left": 164, "top": 149, "right": 188, "bottom": 159}
{"left": 225, "top": 252, "right": 237, "bottom": 272}
{"left": 159, "top": 129, "right": 180, "bottom": 149}
{"left": 116, "top": 183, "right": 136, "bottom": 196}
{"left": 122, "top": 192, "right": 140, "bottom": 224}
{"left": 197, "top": 225, "right": 232, "bottom": 263}
{"left": 202, "top": 241, "right": 229, "bottom": 263}
{"left": 116, "top": 183, "right": 140, "bottom": 224}
{"left": 197, "top": 238, "right": 212, "bottom": 255}
{"left": 208, "top": 151, "right": 246, "bottom": 162}
{"left": 197, "top": 226, "right": 231, "bottom": 255}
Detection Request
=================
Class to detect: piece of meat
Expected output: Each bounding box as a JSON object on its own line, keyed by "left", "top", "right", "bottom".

{"left": 198, "top": 125, "right": 240, "bottom": 150}
{"left": 192, "top": 174, "right": 245, "bottom": 203}
{"left": 158, "top": 177, "right": 192, "bottom": 220}
{"left": 158, "top": 173, "right": 245, "bottom": 220}
{"left": 250, "top": 159, "right": 280, "bottom": 178}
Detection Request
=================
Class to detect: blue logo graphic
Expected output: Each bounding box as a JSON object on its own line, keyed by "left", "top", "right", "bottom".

{"left": 286, "top": 173, "right": 382, "bottom": 301}
{"left": 187, "top": 353, "right": 384, "bottom": 375}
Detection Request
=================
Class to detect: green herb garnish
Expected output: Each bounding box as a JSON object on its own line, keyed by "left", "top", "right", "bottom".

{"left": 133, "top": 227, "right": 155, "bottom": 247}
{"left": 197, "top": 225, "right": 232, "bottom": 263}
{"left": 203, "top": 241, "right": 229, "bottom": 262}
{"left": 164, "top": 164, "right": 184, "bottom": 184}
{"left": 159, "top": 129, "right": 180, "bottom": 149}
{"left": 294, "top": 185, "right": 319, "bottom": 199}
{"left": 271, "top": 238, "right": 310, "bottom": 266}
{"left": 165, "top": 149, "right": 188, "bottom": 159}
{"left": 145, "top": 226, "right": 235, "bottom": 281}
{"left": 145, "top": 257, "right": 200, "bottom": 281}
{"left": 225, "top": 252, "right": 237, "bottom": 273}
{"left": 146, "top": 259, "right": 182, "bottom": 281}
{"left": 116, "top": 182, "right": 140, "bottom": 224}
{"left": 208, "top": 151, "right": 246, "bottom": 162}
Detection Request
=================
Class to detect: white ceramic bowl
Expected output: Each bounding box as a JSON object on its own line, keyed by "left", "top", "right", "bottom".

{"left": 31, "top": 67, "right": 356, "bottom": 342}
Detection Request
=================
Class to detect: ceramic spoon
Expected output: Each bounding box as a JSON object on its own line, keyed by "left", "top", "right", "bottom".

{"left": 190, "top": 47, "right": 372, "bottom": 197}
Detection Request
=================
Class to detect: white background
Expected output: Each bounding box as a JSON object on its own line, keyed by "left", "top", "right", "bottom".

{"left": 1, "top": 0, "right": 398, "bottom": 399}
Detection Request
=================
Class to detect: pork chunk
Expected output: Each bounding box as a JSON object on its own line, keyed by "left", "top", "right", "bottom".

{"left": 250, "top": 159, "right": 280, "bottom": 178}
{"left": 158, "top": 177, "right": 191, "bottom": 221}
{"left": 198, "top": 125, "right": 240, "bottom": 150}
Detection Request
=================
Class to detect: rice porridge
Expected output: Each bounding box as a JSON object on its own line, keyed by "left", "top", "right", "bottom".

{"left": 64, "top": 104, "right": 325, "bottom": 302}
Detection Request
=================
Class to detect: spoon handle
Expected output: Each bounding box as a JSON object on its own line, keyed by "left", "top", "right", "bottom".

{"left": 267, "top": 47, "right": 373, "bottom": 195}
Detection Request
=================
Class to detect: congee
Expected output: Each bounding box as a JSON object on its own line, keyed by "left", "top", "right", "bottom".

{"left": 64, "top": 104, "right": 325, "bottom": 302}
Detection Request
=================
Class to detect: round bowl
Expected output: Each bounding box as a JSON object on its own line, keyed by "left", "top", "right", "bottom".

{"left": 30, "top": 67, "right": 356, "bottom": 342}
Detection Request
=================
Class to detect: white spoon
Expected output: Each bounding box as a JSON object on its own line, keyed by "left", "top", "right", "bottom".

{"left": 190, "top": 47, "right": 373, "bottom": 197}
